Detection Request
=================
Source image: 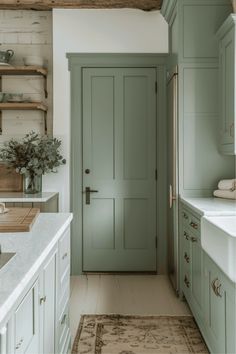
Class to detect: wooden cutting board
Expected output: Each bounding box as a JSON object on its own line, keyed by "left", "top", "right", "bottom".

{"left": 0, "top": 208, "right": 40, "bottom": 232}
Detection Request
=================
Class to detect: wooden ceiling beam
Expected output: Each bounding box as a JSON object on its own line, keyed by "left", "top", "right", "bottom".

{"left": 0, "top": 0, "right": 162, "bottom": 11}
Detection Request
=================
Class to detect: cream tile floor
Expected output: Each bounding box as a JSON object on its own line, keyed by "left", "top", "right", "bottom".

{"left": 69, "top": 275, "right": 190, "bottom": 344}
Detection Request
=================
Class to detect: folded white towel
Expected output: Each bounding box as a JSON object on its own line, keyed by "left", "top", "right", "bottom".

{"left": 218, "top": 179, "right": 236, "bottom": 191}
{"left": 213, "top": 189, "right": 236, "bottom": 200}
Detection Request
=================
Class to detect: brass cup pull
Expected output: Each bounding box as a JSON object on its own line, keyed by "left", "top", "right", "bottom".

{"left": 184, "top": 252, "right": 190, "bottom": 263}
{"left": 184, "top": 231, "right": 189, "bottom": 240}
{"left": 184, "top": 275, "right": 190, "bottom": 288}
{"left": 190, "top": 221, "right": 198, "bottom": 230}
{"left": 191, "top": 236, "right": 197, "bottom": 243}
{"left": 84, "top": 187, "right": 98, "bottom": 205}
{"left": 183, "top": 212, "right": 189, "bottom": 220}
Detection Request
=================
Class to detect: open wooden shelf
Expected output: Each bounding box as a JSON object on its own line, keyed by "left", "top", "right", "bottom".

{"left": 0, "top": 65, "right": 47, "bottom": 77}
{"left": 0, "top": 102, "right": 47, "bottom": 111}
{"left": 0, "top": 66, "right": 49, "bottom": 135}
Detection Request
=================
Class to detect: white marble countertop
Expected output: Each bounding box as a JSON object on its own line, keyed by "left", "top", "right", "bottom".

{"left": 0, "top": 213, "right": 73, "bottom": 327}
{"left": 180, "top": 197, "right": 236, "bottom": 216}
{"left": 0, "top": 192, "right": 58, "bottom": 203}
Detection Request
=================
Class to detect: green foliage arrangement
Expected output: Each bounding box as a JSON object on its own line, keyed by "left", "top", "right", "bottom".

{"left": 0, "top": 131, "right": 66, "bottom": 177}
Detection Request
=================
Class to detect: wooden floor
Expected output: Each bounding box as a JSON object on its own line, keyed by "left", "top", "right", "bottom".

{"left": 70, "top": 274, "right": 190, "bottom": 343}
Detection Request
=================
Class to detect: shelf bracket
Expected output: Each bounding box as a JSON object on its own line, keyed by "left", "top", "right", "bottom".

{"left": 43, "top": 75, "right": 48, "bottom": 99}
{"left": 0, "top": 111, "right": 2, "bottom": 135}
{"left": 44, "top": 111, "right": 48, "bottom": 135}
{"left": 0, "top": 77, "right": 2, "bottom": 135}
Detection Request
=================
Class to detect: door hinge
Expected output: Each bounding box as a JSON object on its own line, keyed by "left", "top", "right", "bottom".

{"left": 155, "top": 81, "right": 158, "bottom": 94}
{"left": 155, "top": 169, "right": 158, "bottom": 180}
{"left": 155, "top": 236, "right": 158, "bottom": 249}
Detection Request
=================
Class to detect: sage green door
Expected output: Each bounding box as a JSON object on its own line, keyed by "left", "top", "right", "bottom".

{"left": 82, "top": 67, "right": 157, "bottom": 271}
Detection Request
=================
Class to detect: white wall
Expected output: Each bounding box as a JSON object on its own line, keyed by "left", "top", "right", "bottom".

{"left": 51, "top": 9, "right": 168, "bottom": 211}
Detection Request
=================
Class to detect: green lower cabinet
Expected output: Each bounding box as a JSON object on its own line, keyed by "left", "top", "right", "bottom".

{"left": 181, "top": 207, "right": 203, "bottom": 323}
{"left": 180, "top": 204, "right": 236, "bottom": 354}
{"left": 0, "top": 226, "right": 71, "bottom": 354}
{"left": 203, "top": 253, "right": 236, "bottom": 354}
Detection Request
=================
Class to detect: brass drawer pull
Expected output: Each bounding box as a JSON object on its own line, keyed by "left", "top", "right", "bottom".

{"left": 15, "top": 338, "right": 23, "bottom": 350}
{"left": 184, "top": 231, "right": 189, "bottom": 240}
{"left": 190, "top": 221, "right": 198, "bottom": 230}
{"left": 184, "top": 275, "right": 190, "bottom": 288}
{"left": 184, "top": 252, "right": 190, "bottom": 263}
{"left": 183, "top": 212, "right": 189, "bottom": 220}
{"left": 61, "top": 313, "right": 67, "bottom": 325}
{"left": 191, "top": 236, "right": 198, "bottom": 243}
{"left": 62, "top": 252, "right": 68, "bottom": 260}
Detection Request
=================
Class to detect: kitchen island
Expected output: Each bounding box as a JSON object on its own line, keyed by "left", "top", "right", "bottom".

{"left": 0, "top": 212, "right": 72, "bottom": 354}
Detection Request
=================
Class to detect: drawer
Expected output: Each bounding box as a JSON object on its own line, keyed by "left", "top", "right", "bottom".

{"left": 59, "top": 228, "right": 70, "bottom": 279}
{"left": 58, "top": 301, "right": 70, "bottom": 354}
{"left": 14, "top": 280, "right": 39, "bottom": 354}
{"left": 183, "top": 226, "right": 199, "bottom": 244}
{"left": 188, "top": 214, "right": 200, "bottom": 236}
{"left": 182, "top": 209, "right": 200, "bottom": 237}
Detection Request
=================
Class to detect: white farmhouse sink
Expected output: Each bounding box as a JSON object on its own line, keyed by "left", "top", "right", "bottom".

{"left": 201, "top": 215, "right": 236, "bottom": 283}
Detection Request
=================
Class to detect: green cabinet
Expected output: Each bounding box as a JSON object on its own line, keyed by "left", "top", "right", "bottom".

{"left": 39, "top": 250, "right": 57, "bottom": 354}
{"left": 0, "top": 226, "right": 71, "bottom": 354}
{"left": 181, "top": 207, "right": 203, "bottom": 322}
{"left": 180, "top": 202, "right": 236, "bottom": 354}
{"left": 217, "top": 14, "right": 236, "bottom": 155}
{"left": 203, "top": 253, "right": 236, "bottom": 354}
{"left": 14, "top": 280, "right": 40, "bottom": 354}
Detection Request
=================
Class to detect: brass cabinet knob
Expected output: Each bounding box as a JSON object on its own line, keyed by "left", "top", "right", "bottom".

{"left": 40, "top": 295, "right": 46, "bottom": 305}
{"left": 62, "top": 252, "right": 68, "bottom": 260}
{"left": 61, "top": 313, "right": 67, "bottom": 325}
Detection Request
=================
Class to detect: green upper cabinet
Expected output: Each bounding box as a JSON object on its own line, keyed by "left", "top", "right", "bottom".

{"left": 162, "top": 0, "right": 234, "bottom": 197}
{"left": 217, "top": 15, "right": 236, "bottom": 155}
{"left": 162, "top": 0, "right": 231, "bottom": 64}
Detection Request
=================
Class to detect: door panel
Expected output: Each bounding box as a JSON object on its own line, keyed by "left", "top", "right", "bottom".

{"left": 90, "top": 76, "right": 115, "bottom": 179}
{"left": 124, "top": 198, "right": 148, "bottom": 249}
{"left": 123, "top": 76, "right": 148, "bottom": 180}
{"left": 82, "top": 67, "right": 157, "bottom": 272}
{"left": 91, "top": 198, "right": 115, "bottom": 249}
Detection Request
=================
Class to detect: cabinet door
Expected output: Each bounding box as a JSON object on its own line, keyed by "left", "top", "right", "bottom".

{"left": 220, "top": 27, "right": 235, "bottom": 153}
{"left": 204, "top": 255, "right": 226, "bottom": 353}
{"left": 40, "top": 251, "right": 57, "bottom": 354}
{"left": 0, "top": 326, "right": 7, "bottom": 354}
{"left": 14, "top": 280, "right": 39, "bottom": 354}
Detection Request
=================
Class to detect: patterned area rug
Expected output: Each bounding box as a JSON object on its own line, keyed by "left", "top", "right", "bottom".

{"left": 72, "top": 315, "right": 209, "bottom": 354}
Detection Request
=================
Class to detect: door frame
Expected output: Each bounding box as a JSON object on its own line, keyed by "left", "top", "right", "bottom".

{"left": 67, "top": 53, "right": 168, "bottom": 275}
